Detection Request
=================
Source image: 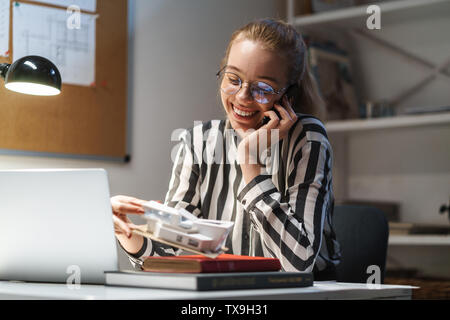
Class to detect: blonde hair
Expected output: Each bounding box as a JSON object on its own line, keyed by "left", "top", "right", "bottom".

{"left": 220, "top": 19, "right": 325, "bottom": 120}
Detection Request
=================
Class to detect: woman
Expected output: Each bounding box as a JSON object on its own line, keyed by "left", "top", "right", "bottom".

{"left": 112, "top": 19, "right": 341, "bottom": 280}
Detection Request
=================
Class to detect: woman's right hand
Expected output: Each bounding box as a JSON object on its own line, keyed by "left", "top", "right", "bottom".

{"left": 111, "top": 195, "right": 147, "bottom": 238}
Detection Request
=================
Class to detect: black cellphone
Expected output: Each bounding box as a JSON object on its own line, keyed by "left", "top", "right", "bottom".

{"left": 262, "top": 84, "right": 297, "bottom": 125}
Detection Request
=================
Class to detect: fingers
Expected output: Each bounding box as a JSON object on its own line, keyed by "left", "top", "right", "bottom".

{"left": 111, "top": 195, "right": 146, "bottom": 215}
{"left": 116, "top": 202, "right": 145, "bottom": 215}
{"left": 281, "top": 95, "right": 298, "bottom": 122}
{"left": 273, "top": 96, "right": 298, "bottom": 126}
{"left": 113, "top": 214, "right": 143, "bottom": 238}
{"left": 128, "top": 197, "right": 149, "bottom": 207}
{"left": 261, "top": 109, "right": 280, "bottom": 129}
{"left": 259, "top": 96, "right": 298, "bottom": 142}
{"left": 113, "top": 215, "right": 132, "bottom": 238}
{"left": 262, "top": 106, "right": 291, "bottom": 130}
{"left": 274, "top": 103, "right": 292, "bottom": 122}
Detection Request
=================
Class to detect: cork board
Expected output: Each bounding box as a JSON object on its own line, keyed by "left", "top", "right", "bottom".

{"left": 0, "top": 0, "right": 129, "bottom": 161}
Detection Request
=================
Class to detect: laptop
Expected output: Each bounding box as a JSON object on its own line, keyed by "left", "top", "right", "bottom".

{"left": 0, "top": 168, "right": 119, "bottom": 284}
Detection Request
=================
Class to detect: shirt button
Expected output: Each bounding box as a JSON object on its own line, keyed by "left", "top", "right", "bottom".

{"left": 242, "top": 199, "right": 247, "bottom": 205}
{"left": 244, "top": 234, "right": 249, "bottom": 240}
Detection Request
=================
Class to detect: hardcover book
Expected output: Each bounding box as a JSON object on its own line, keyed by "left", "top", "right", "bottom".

{"left": 105, "top": 270, "right": 314, "bottom": 291}
{"left": 142, "top": 254, "right": 282, "bottom": 273}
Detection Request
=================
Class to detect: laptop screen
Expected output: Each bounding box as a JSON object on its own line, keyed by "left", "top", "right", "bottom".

{"left": 0, "top": 168, "right": 119, "bottom": 284}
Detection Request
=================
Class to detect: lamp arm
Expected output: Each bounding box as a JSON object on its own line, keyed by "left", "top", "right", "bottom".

{"left": 0, "top": 63, "right": 10, "bottom": 79}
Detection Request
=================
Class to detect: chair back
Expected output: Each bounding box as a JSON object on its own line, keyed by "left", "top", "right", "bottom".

{"left": 333, "top": 205, "right": 389, "bottom": 283}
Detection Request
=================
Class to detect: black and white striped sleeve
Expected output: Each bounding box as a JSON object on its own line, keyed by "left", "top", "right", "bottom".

{"left": 117, "top": 237, "right": 153, "bottom": 269}
{"left": 237, "top": 118, "right": 333, "bottom": 272}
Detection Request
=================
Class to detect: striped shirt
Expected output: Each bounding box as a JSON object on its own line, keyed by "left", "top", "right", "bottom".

{"left": 122, "top": 114, "right": 341, "bottom": 277}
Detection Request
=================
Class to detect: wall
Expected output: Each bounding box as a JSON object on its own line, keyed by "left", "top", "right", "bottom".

{"left": 0, "top": 0, "right": 276, "bottom": 268}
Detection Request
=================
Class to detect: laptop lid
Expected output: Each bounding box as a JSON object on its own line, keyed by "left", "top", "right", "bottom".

{"left": 0, "top": 168, "right": 119, "bottom": 284}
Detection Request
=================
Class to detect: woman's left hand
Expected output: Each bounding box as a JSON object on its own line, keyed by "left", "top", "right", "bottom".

{"left": 237, "top": 95, "right": 299, "bottom": 165}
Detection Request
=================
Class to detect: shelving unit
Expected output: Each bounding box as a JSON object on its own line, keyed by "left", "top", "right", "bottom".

{"left": 288, "top": 0, "right": 450, "bottom": 132}
{"left": 287, "top": 0, "right": 450, "bottom": 228}
{"left": 325, "top": 111, "right": 450, "bottom": 133}
{"left": 288, "top": 0, "right": 450, "bottom": 29}
{"left": 389, "top": 235, "right": 450, "bottom": 246}
{"left": 287, "top": 0, "right": 450, "bottom": 279}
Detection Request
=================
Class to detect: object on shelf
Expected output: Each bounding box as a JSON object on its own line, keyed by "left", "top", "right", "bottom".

{"left": 340, "top": 199, "right": 399, "bottom": 221}
{"left": 311, "top": 0, "right": 356, "bottom": 13}
{"left": 389, "top": 222, "right": 450, "bottom": 235}
{"left": 402, "top": 105, "right": 450, "bottom": 116}
{"left": 440, "top": 197, "right": 450, "bottom": 222}
{"left": 293, "top": 0, "right": 313, "bottom": 15}
{"left": 362, "top": 100, "right": 396, "bottom": 119}
{"left": 308, "top": 38, "right": 348, "bottom": 56}
{"left": 308, "top": 43, "right": 360, "bottom": 121}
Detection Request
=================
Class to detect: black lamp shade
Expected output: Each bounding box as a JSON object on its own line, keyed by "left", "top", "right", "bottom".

{"left": 3, "top": 55, "right": 61, "bottom": 96}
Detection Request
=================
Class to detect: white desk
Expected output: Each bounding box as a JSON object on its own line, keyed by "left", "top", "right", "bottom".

{"left": 0, "top": 280, "right": 414, "bottom": 300}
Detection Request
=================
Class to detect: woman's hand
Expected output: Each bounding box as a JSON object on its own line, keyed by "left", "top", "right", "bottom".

{"left": 237, "top": 95, "right": 298, "bottom": 166}
{"left": 111, "top": 195, "right": 147, "bottom": 238}
{"left": 264, "top": 95, "right": 298, "bottom": 141}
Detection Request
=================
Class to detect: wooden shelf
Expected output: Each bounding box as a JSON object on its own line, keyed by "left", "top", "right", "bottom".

{"left": 325, "top": 111, "right": 450, "bottom": 133}
{"left": 291, "top": 0, "right": 450, "bottom": 29}
{"left": 389, "top": 235, "right": 450, "bottom": 246}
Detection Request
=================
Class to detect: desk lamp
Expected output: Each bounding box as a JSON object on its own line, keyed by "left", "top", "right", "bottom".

{"left": 0, "top": 55, "right": 61, "bottom": 96}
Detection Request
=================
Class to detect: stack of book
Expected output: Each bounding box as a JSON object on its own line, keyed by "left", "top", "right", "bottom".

{"left": 105, "top": 254, "right": 313, "bottom": 291}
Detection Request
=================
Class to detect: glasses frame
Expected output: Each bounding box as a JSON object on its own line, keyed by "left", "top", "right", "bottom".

{"left": 216, "top": 67, "right": 288, "bottom": 103}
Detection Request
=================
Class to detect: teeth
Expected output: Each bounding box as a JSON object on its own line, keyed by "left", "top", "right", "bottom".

{"left": 233, "top": 106, "right": 256, "bottom": 117}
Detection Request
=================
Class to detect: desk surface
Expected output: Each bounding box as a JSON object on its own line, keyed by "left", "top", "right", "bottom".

{"left": 0, "top": 280, "right": 414, "bottom": 300}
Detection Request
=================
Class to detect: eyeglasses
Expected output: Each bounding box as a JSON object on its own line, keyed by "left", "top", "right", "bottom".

{"left": 216, "top": 68, "right": 286, "bottom": 104}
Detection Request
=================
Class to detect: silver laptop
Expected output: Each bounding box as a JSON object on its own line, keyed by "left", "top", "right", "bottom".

{"left": 0, "top": 168, "right": 119, "bottom": 284}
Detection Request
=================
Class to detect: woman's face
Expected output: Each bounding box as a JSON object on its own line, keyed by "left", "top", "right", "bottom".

{"left": 220, "top": 39, "right": 289, "bottom": 132}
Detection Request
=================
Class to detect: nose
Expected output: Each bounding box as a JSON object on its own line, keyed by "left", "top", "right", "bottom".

{"left": 235, "top": 83, "right": 253, "bottom": 103}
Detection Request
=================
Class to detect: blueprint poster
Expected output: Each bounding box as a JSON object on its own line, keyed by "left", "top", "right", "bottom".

{"left": 28, "top": 0, "right": 97, "bottom": 12}
{"left": 13, "top": 2, "right": 96, "bottom": 86}
{"left": 0, "top": 0, "right": 9, "bottom": 57}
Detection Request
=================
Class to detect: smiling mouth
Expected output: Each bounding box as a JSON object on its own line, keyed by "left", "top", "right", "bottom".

{"left": 232, "top": 104, "right": 257, "bottom": 118}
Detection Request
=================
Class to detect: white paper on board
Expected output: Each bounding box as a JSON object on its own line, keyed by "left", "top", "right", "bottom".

{"left": 27, "top": 0, "right": 96, "bottom": 12}
{"left": 0, "top": 0, "right": 9, "bottom": 57}
{"left": 13, "top": 2, "right": 97, "bottom": 86}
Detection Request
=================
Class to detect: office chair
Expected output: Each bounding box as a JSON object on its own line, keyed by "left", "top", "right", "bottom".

{"left": 332, "top": 204, "right": 389, "bottom": 284}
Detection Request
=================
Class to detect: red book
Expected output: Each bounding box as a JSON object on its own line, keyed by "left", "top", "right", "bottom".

{"left": 142, "top": 254, "right": 281, "bottom": 273}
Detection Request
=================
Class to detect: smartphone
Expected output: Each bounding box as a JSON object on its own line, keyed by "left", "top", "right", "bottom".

{"left": 262, "top": 84, "right": 297, "bottom": 125}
